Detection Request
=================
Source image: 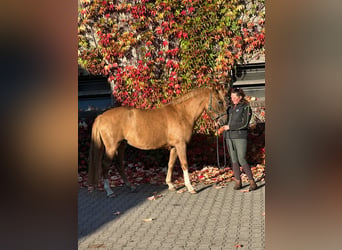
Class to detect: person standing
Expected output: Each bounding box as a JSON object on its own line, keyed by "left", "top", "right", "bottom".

{"left": 218, "top": 88, "right": 257, "bottom": 191}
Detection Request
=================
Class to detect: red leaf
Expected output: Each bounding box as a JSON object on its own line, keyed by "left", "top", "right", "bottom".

{"left": 177, "top": 189, "right": 186, "bottom": 193}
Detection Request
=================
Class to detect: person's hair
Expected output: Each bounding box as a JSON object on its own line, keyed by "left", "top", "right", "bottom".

{"left": 230, "top": 87, "right": 249, "bottom": 104}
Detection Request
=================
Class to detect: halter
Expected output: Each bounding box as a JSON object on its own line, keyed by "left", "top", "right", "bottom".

{"left": 207, "top": 92, "right": 226, "bottom": 121}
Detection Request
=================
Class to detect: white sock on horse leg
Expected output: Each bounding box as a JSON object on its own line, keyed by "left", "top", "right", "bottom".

{"left": 103, "top": 179, "right": 113, "bottom": 196}
{"left": 166, "top": 172, "right": 174, "bottom": 189}
{"left": 183, "top": 169, "right": 194, "bottom": 191}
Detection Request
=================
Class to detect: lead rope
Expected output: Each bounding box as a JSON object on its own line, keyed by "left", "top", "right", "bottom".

{"left": 216, "top": 129, "right": 227, "bottom": 168}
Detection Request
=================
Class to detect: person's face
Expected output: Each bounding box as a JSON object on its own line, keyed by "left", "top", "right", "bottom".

{"left": 231, "top": 93, "right": 242, "bottom": 105}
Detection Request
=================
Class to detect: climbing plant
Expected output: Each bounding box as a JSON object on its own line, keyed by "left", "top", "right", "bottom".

{"left": 78, "top": 0, "right": 265, "bottom": 134}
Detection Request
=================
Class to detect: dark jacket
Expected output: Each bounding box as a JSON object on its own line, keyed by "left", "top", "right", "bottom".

{"left": 219, "top": 102, "right": 252, "bottom": 139}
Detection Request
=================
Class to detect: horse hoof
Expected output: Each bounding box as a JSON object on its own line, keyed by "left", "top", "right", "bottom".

{"left": 168, "top": 187, "right": 176, "bottom": 191}
{"left": 189, "top": 190, "right": 197, "bottom": 194}
{"left": 107, "top": 193, "right": 116, "bottom": 198}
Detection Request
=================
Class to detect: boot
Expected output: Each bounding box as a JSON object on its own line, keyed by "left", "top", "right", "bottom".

{"left": 232, "top": 162, "right": 242, "bottom": 190}
{"left": 249, "top": 179, "right": 257, "bottom": 191}
{"left": 241, "top": 164, "right": 257, "bottom": 191}
{"left": 234, "top": 179, "right": 242, "bottom": 190}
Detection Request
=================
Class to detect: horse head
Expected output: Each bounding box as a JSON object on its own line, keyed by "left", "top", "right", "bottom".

{"left": 207, "top": 87, "right": 227, "bottom": 120}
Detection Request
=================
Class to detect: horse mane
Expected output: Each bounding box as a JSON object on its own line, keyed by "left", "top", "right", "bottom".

{"left": 167, "top": 87, "right": 210, "bottom": 105}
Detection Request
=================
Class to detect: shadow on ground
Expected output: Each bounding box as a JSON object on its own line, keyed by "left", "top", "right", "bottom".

{"left": 78, "top": 184, "right": 167, "bottom": 239}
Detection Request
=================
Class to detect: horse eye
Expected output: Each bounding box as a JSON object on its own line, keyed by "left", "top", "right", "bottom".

{"left": 218, "top": 100, "right": 223, "bottom": 105}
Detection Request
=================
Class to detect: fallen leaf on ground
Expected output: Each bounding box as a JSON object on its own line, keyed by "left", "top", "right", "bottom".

{"left": 147, "top": 194, "right": 163, "bottom": 200}
{"left": 143, "top": 218, "right": 154, "bottom": 222}
{"left": 77, "top": 148, "right": 266, "bottom": 193}
{"left": 147, "top": 195, "right": 156, "bottom": 200}
{"left": 240, "top": 189, "right": 250, "bottom": 193}
{"left": 113, "top": 211, "right": 121, "bottom": 215}
{"left": 234, "top": 244, "right": 244, "bottom": 248}
{"left": 177, "top": 189, "right": 186, "bottom": 193}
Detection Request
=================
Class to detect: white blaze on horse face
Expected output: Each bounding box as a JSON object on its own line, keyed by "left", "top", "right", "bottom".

{"left": 183, "top": 169, "right": 194, "bottom": 192}
{"left": 103, "top": 179, "right": 114, "bottom": 196}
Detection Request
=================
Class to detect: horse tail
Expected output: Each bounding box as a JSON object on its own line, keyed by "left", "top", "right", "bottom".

{"left": 88, "top": 116, "right": 104, "bottom": 186}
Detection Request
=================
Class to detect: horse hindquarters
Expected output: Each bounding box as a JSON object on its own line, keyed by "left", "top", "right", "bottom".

{"left": 87, "top": 116, "right": 119, "bottom": 197}
{"left": 98, "top": 119, "right": 135, "bottom": 192}
{"left": 88, "top": 115, "right": 119, "bottom": 196}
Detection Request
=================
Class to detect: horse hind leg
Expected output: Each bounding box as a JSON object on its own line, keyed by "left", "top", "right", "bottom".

{"left": 166, "top": 147, "right": 178, "bottom": 191}
{"left": 102, "top": 149, "right": 116, "bottom": 197}
{"left": 101, "top": 135, "right": 123, "bottom": 197}
{"left": 116, "top": 142, "right": 136, "bottom": 192}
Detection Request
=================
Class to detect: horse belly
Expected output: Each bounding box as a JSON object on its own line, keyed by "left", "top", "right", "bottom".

{"left": 125, "top": 120, "right": 169, "bottom": 149}
{"left": 126, "top": 129, "right": 168, "bottom": 150}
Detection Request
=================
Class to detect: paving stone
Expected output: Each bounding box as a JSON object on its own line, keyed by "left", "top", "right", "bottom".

{"left": 79, "top": 181, "right": 265, "bottom": 249}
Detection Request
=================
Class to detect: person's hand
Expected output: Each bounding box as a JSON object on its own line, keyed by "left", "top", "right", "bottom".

{"left": 222, "top": 125, "right": 230, "bottom": 131}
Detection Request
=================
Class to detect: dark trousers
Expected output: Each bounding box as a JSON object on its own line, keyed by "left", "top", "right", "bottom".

{"left": 226, "top": 138, "right": 254, "bottom": 181}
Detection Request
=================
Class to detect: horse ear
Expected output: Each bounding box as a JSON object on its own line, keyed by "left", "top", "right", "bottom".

{"left": 215, "top": 84, "right": 227, "bottom": 99}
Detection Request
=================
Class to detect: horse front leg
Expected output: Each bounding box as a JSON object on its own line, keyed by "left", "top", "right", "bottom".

{"left": 166, "top": 147, "right": 177, "bottom": 191}
{"left": 175, "top": 143, "right": 197, "bottom": 194}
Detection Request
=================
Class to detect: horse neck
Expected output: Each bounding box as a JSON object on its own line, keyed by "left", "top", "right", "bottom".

{"left": 175, "top": 90, "right": 209, "bottom": 124}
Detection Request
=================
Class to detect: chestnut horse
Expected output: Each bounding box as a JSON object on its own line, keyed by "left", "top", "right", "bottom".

{"left": 88, "top": 87, "right": 227, "bottom": 196}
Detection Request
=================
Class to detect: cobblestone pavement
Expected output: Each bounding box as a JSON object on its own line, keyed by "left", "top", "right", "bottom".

{"left": 78, "top": 181, "right": 265, "bottom": 250}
